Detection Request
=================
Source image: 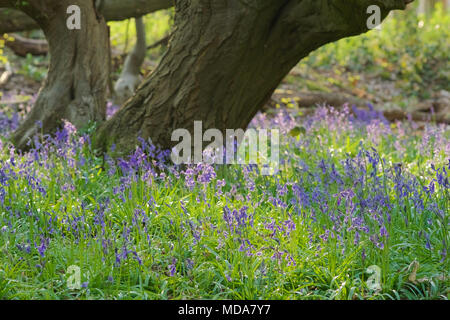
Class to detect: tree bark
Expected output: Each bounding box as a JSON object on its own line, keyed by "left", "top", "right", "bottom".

{"left": 9, "top": 0, "right": 110, "bottom": 150}
{"left": 0, "top": 0, "right": 173, "bottom": 33}
{"left": 95, "top": 0, "right": 412, "bottom": 156}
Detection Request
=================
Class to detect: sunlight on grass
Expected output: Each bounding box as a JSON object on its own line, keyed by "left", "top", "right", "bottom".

{"left": 301, "top": 5, "right": 450, "bottom": 99}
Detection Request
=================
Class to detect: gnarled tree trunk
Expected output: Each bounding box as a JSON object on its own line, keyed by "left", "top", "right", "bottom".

{"left": 0, "top": 0, "right": 173, "bottom": 33}
{"left": 5, "top": 0, "right": 110, "bottom": 149}
{"left": 95, "top": 0, "right": 412, "bottom": 156}
{"left": 4, "top": 0, "right": 413, "bottom": 154}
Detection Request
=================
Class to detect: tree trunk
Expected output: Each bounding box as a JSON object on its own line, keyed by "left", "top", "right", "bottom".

{"left": 95, "top": 0, "right": 412, "bottom": 156}
{"left": 9, "top": 0, "right": 110, "bottom": 150}
{"left": 0, "top": 0, "right": 173, "bottom": 34}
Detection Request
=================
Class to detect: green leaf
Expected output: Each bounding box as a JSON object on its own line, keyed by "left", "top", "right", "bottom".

{"left": 289, "top": 126, "right": 306, "bottom": 137}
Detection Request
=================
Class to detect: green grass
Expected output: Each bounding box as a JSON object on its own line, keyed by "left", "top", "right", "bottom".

{"left": 0, "top": 107, "right": 448, "bottom": 300}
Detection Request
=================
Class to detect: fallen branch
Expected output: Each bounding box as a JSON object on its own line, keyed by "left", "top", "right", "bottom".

{"left": 269, "top": 89, "right": 450, "bottom": 125}
{"left": 5, "top": 34, "right": 48, "bottom": 57}
{"left": 384, "top": 109, "right": 450, "bottom": 124}
{"left": 268, "top": 90, "right": 368, "bottom": 110}
{"left": 0, "top": 97, "right": 31, "bottom": 105}
{"left": 147, "top": 34, "right": 171, "bottom": 51}
{"left": 0, "top": 0, "right": 173, "bottom": 33}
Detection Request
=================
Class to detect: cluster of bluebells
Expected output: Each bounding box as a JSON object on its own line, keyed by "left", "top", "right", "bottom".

{"left": 0, "top": 101, "right": 448, "bottom": 287}
{"left": 0, "top": 109, "right": 20, "bottom": 136}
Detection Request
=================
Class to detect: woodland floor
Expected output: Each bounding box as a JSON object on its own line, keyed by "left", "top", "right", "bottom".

{"left": 1, "top": 48, "right": 449, "bottom": 126}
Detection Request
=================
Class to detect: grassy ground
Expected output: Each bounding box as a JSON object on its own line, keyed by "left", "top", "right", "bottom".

{"left": 0, "top": 6, "right": 448, "bottom": 300}
{"left": 0, "top": 106, "right": 448, "bottom": 299}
